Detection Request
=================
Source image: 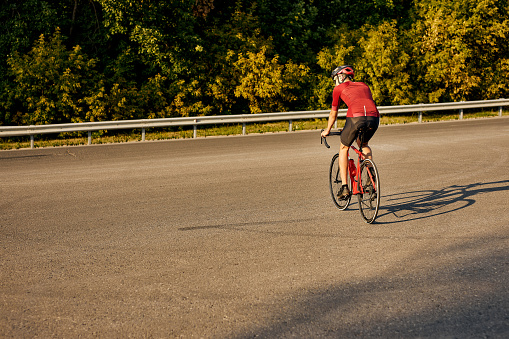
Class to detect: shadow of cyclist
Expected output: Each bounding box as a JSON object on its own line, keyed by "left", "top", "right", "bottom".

{"left": 377, "top": 180, "right": 509, "bottom": 224}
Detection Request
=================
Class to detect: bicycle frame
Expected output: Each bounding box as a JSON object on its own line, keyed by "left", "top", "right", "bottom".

{"left": 348, "top": 145, "right": 365, "bottom": 196}
{"left": 321, "top": 128, "right": 381, "bottom": 223}
{"left": 321, "top": 130, "right": 376, "bottom": 196}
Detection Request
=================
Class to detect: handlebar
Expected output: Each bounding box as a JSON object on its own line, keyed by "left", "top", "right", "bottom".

{"left": 320, "top": 129, "right": 342, "bottom": 149}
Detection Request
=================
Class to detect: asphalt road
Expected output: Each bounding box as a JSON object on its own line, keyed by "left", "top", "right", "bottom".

{"left": 1, "top": 117, "right": 508, "bottom": 338}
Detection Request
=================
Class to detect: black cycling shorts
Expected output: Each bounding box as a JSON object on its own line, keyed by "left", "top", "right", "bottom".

{"left": 340, "top": 116, "right": 379, "bottom": 147}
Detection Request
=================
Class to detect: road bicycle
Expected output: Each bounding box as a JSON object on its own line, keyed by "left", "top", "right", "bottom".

{"left": 321, "top": 129, "right": 380, "bottom": 223}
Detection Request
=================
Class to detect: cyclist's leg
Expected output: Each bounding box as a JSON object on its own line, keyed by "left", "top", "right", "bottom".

{"left": 356, "top": 116, "right": 379, "bottom": 160}
{"left": 339, "top": 142, "right": 349, "bottom": 185}
{"left": 329, "top": 153, "right": 351, "bottom": 210}
{"left": 339, "top": 118, "right": 358, "bottom": 196}
{"left": 357, "top": 139, "right": 372, "bottom": 160}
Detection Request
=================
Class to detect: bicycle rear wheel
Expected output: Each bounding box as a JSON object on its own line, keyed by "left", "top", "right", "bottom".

{"left": 329, "top": 153, "right": 351, "bottom": 210}
{"left": 358, "top": 159, "right": 380, "bottom": 223}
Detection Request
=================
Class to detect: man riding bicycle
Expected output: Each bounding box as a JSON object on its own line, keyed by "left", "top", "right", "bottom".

{"left": 321, "top": 65, "right": 380, "bottom": 200}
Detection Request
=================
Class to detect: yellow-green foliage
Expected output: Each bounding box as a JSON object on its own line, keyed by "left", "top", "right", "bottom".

{"left": 411, "top": 0, "right": 509, "bottom": 102}
{"left": 1, "top": 0, "right": 508, "bottom": 127}
{"left": 7, "top": 28, "right": 100, "bottom": 125}
{"left": 357, "top": 21, "right": 413, "bottom": 105}
{"left": 233, "top": 46, "right": 310, "bottom": 114}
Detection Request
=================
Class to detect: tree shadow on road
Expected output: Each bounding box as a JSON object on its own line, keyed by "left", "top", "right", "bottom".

{"left": 377, "top": 180, "right": 509, "bottom": 224}
{"left": 229, "top": 233, "right": 509, "bottom": 338}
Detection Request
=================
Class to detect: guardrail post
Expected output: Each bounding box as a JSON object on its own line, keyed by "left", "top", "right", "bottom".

{"left": 418, "top": 111, "right": 422, "bottom": 123}
{"left": 242, "top": 123, "right": 246, "bottom": 135}
{"left": 500, "top": 106, "right": 503, "bottom": 117}
{"left": 29, "top": 125, "right": 34, "bottom": 148}
{"left": 459, "top": 109, "right": 464, "bottom": 120}
{"left": 289, "top": 120, "right": 293, "bottom": 132}
{"left": 88, "top": 131, "right": 92, "bottom": 145}
{"left": 193, "top": 120, "right": 197, "bottom": 138}
{"left": 142, "top": 128, "right": 146, "bottom": 141}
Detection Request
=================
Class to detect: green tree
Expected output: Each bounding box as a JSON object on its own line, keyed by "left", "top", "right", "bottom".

{"left": 2, "top": 0, "right": 508, "bottom": 127}
{"left": 410, "top": 0, "right": 509, "bottom": 102}
{"left": 314, "top": 25, "right": 361, "bottom": 109}
{"left": 313, "top": 0, "right": 413, "bottom": 30}
{"left": 98, "top": 0, "right": 199, "bottom": 80}
{"left": 233, "top": 46, "right": 309, "bottom": 113}
{"left": 0, "top": 0, "right": 105, "bottom": 78}
{"left": 96, "top": 0, "right": 211, "bottom": 117}
{"left": 6, "top": 29, "right": 102, "bottom": 125}
{"left": 188, "top": 5, "right": 265, "bottom": 116}
{"left": 356, "top": 21, "right": 413, "bottom": 105}
{"left": 255, "top": 0, "right": 319, "bottom": 64}
{"left": 198, "top": 3, "right": 311, "bottom": 115}
{"left": 0, "top": 0, "right": 110, "bottom": 125}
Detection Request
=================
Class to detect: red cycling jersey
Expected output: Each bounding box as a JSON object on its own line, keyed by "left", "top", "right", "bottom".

{"left": 332, "top": 81, "right": 379, "bottom": 118}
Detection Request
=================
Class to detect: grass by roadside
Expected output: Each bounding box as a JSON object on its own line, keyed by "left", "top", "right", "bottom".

{"left": 1, "top": 109, "right": 507, "bottom": 150}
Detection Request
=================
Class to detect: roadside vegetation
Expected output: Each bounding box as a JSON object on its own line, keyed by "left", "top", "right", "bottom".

{"left": 0, "top": 1, "right": 508, "bottom": 149}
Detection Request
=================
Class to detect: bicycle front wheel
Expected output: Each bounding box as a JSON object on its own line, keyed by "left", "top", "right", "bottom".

{"left": 358, "top": 159, "right": 380, "bottom": 223}
{"left": 329, "top": 153, "right": 351, "bottom": 210}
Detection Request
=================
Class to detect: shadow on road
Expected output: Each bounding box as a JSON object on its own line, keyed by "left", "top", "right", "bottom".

{"left": 178, "top": 180, "right": 509, "bottom": 236}
{"left": 229, "top": 234, "right": 509, "bottom": 338}
{"left": 377, "top": 180, "right": 509, "bottom": 224}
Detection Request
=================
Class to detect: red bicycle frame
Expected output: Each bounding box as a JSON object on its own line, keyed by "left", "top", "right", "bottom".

{"left": 321, "top": 128, "right": 381, "bottom": 223}
{"left": 348, "top": 146, "right": 364, "bottom": 195}
{"left": 320, "top": 129, "right": 376, "bottom": 196}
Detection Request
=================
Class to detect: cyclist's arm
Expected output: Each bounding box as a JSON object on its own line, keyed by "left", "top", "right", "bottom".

{"left": 322, "top": 86, "right": 343, "bottom": 137}
{"left": 321, "top": 109, "right": 338, "bottom": 137}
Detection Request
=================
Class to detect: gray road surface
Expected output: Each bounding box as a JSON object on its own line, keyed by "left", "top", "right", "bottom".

{"left": 1, "top": 117, "right": 508, "bottom": 338}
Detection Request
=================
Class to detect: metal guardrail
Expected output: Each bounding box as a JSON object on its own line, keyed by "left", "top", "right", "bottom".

{"left": 1, "top": 99, "right": 507, "bottom": 148}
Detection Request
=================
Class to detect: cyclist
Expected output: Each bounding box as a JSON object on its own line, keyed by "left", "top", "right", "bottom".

{"left": 321, "top": 65, "right": 380, "bottom": 199}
